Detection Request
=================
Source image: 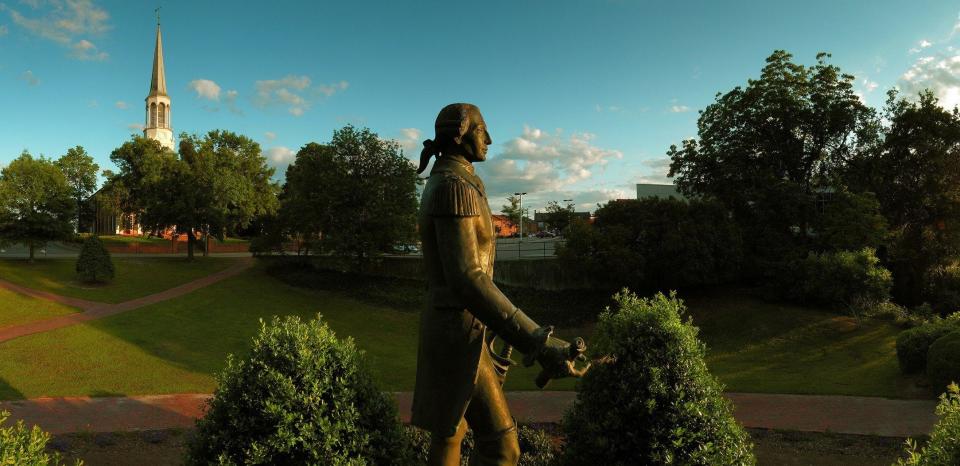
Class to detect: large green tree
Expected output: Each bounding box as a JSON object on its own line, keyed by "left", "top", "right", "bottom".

{"left": 55, "top": 146, "right": 99, "bottom": 232}
{"left": 279, "top": 125, "right": 418, "bottom": 267}
{"left": 0, "top": 152, "right": 75, "bottom": 261}
{"left": 872, "top": 90, "right": 960, "bottom": 305}
{"left": 500, "top": 194, "right": 529, "bottom": 232}
{"left": 106, "top": 132, "right": 278, "bottom": 259}
{"left": 667, "top": 51, "right": 881, "bottom": 273}
{"left": 542, "top": 199, "right": 575, "bottom": 233}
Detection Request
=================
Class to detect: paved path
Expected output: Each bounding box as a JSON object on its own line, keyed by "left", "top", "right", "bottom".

{"left": 0, "top": 258, "right": 253, "bottom": 343}
{"left": 0, "top": 391, "right": 938, "bottom": 437}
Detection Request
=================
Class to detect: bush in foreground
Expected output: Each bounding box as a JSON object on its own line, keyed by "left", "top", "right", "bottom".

{"left": 185, "top": 315, "right": 410, "bottom": 465}
{"left": 0, "top": 411, "right": 80, "bottom": 465}
{"left": 560, "top": 290, "right": 755, "bottom": 465}
{"left": 927, "top": 331, "right": 960, "bottom": 393}
{"left": 404, "top": 425, "right": 557, "bottom": 466}
{"left": 75, "top": 235, "right": 114, "bottom": 284}
{"left": 897, "top": 384, "right": 960, "bottom": 466}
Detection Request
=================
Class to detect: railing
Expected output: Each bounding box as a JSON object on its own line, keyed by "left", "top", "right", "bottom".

{"left": 494, "top": 239, "right": 566, "bottom": 260}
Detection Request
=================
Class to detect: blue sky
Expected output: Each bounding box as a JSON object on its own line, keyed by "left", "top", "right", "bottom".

{"left": 2, "top": 0, "right": 959, "bottom": 212}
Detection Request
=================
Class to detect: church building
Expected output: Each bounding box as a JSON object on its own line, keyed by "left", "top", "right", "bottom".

{"left": 89, "top": 19, "right": 173, "bottom": 234}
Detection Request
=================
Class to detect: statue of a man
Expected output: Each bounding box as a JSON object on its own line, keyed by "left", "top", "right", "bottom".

{"left": 412, "top": 103, "right": 587, "bottom": 465}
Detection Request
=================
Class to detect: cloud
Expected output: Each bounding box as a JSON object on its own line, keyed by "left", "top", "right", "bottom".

{"left": 264, "top": 131, "right": 276, "bottom": 141}
{"left": 127, "top": 122, "right": 144, "bottom": 131}
{"left": 477, "top": 126, "right": 623, "bottom": 205}
{"left": 862, "top": 78, "right": 879, "bottom": 93}
{"left": 20, "top": 69, "right": 38, "bottom": 85}
{"left": 394, "top": 128, "right": 422, "bottom": 157}
{"left": 69, "top": 38, "right": 106, "bottom": 60}
{"left": 899, "top": 50, "right": 960, "bottom": 110}
{"left": 188, "top": 79, "right": 221, "bottom": 100}
{"left": 87, "top": 99, "right": 97, "bottom": 108}
{"left": 2, "top": 0, "right": 111, "bottom": 60}
{"left": 266, "top": 146, "right": 295, "bottom": 167}
{"left": 254, "top": 75, "right": 348, "bottom": 116}
{"left": 0, "top": 24, "right": 7, "bottom": 36}
{"left": 224, "top": 89, "right": 240, "bottom": 114}
{"left": 316, "top": 80, "right": 349, "bottom": 97}
{"left": 114, "top": 100, "right": 127, "bottom": 109}
{"left": 636, "top": 157, "right": 675, "bottom": 184}
{"left": 669, "top": 105, "right": 691, "bottom": 113}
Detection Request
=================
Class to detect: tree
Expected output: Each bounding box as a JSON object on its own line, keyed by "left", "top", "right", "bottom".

{"left": 279, "top": 125, "right": 419, "bottom": 268}
{"left": 55, "top": 146, "right": 99, "bottom": 232}
{"left": 76, "top": 235, "right": 114, "bottom": 284}
{"left": 542, "top": 200, "right": 575, "bottom": 233}
{"left": 177, "top": 130, "right": 279, "bottom": 258}
{"left": 0, "top": 152, "right": 74, "bottom": 261}
{"left": 501, "top": 195, "right": 529, "bottom": 233}
{"left": 107, "top": 132, "right": 279, "bottom": 260}
{"left": 667, "top": 51, "right": 881, "bottom": 274}
{"left": 871, "top": 90, "right": 960, "bottom": 305}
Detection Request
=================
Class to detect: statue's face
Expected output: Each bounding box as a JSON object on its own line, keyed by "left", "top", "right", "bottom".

{"left": 463, "top": 110, "right": 492, "bottom": 162}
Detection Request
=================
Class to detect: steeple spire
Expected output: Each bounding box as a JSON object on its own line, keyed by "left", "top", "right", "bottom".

{"left": 149, "top": 19, "right": 166, "bottom": 96}
{"left": 143, "top": 10, "right": 173, "bottom": 150}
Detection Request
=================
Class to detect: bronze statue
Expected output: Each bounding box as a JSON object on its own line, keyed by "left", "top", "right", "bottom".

{"left": 412, "top": 103, "right": 588, "bottom": 466}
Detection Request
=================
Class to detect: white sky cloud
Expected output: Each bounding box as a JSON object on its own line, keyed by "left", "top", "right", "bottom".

{"left": 395, "top": 128, "right": 422, "bottom": 158}
{"left": 189, "top": 79, "right": 221, "bottom": 100}
{"left": 899, "top": 51, "right": 960, "bottom": 110}
{"left": 0, "top": 24, "right": 8, "bottom": 36}
{"left": 264, "top": 131, "right": 277, "bottom": 141}
{"left": 478, "top": 126, "right": 623, "bottom": 209}
{"left": 114, "top": 100, "right": 127, "bottom": 109}
{"left": 2, "top": 0, "right": 111, "bottom": 61}
{"left": 669, "top": 105, "right": 690, "bottom": 113}
{"left": 254, "top": 75, "right": 348, "bottom": 117}
{"left": 127, "top": 122, "right": 144, "bottom": 131}
{"left": 266, "top": 146, "right": 295, "bottom": 167}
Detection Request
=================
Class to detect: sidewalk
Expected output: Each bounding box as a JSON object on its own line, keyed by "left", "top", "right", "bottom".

{"left": 0, "top": 392, "right": 939, "bottom": 437}
{"left": 0, "top": 257, "right": 253, "bottom": 343}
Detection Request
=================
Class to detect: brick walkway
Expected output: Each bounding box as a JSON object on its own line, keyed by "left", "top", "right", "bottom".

{"left": 0, "top": 391, "right": 938, "bottom": 437}
{"left": 0, "top": 258, "right": 253, "bottom": 344}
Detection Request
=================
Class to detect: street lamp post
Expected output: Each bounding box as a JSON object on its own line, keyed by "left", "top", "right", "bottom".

{"left": 514, "top": 192, "right": 527, "bottom": 242}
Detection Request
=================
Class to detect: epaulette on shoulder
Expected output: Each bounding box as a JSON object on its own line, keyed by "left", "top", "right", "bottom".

{"left": 428, "top": 175, "right": 482, "bottom": 217}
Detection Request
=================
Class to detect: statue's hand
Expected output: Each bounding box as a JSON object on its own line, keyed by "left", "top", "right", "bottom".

{"left": 524, "top": 327, "right": 590, "bottom": 388}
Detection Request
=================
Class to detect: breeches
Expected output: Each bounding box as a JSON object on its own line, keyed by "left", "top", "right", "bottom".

{"left": 427, "top": 346, "right": 519, "bottom": 466}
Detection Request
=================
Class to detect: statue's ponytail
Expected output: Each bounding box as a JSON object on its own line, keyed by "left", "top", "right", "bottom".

{"left": 417, "top": 139, "right": 439, "bottom": 174}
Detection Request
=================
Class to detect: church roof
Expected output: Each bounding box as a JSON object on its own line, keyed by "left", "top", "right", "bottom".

{"left": 148, "top": 25, "right": 167, "bottom": 96}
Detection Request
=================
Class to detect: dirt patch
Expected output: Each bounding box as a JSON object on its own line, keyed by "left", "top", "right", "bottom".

{"left": 47, "top": 427, "right": 911, "bottom": 465}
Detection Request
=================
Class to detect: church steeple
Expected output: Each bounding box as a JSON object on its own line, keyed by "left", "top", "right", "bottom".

{"left": 149, "top": 22, "right": 166, "bottom": 96}
{"left": 143, "top": 13, "right": 174, "bottom": 150}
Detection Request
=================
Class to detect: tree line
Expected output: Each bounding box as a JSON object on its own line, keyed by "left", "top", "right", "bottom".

{"left": 562, "top": 50, "right": 960, "bottom": 313}
{"left": 0, "top": 125, "right": 419, "bottom": 264}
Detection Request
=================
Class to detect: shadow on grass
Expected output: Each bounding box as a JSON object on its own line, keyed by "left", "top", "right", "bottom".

{"left": 0, "top": 376, "right": 24, "bottom": 400}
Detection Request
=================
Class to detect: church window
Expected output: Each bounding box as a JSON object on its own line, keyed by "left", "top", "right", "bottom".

{"left": 150, "top": 103, "right": 157, "bottom": 127}
{"left": 159, "top": 103, "right": 166, "bottom": 127}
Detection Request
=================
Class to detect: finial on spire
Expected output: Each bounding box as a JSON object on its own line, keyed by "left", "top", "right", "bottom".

{"left": 155, "top": 6, "right": 161, "bottom": 26}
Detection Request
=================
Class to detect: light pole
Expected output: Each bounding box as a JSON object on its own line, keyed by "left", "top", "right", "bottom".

{"left": 514, "top": 192, "right": 527, "bottom": 241}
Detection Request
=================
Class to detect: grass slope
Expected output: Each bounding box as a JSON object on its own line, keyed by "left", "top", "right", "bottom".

{"left": 0, "top": 263, "right": 915, "bottom": 400}
{"left": 0, "top": 257, "right": 237, "bottom": 303}
{"left": 0, "top": 287, "right": 78, "bottom": 328}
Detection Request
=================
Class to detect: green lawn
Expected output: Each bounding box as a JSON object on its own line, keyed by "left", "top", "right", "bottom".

{"left": 0, "top": 263, "right": 918, "bottom": 400}
{"left": 0, "top": 287, "right": 78, "bottom": 329}
{"left": 0, "top": 257, "right": 238, "bottom": 303}
{"left": 687, "top": 292, "right": 923, "bottom": 399}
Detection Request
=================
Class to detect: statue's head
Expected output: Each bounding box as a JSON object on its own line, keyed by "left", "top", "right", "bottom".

{"left": 417, "top": 103, "right": 492, "bottom": 174}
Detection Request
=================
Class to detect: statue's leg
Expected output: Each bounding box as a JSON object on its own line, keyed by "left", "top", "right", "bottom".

{"left": 465, "top": 349, "right": 520, "bottom": 466}
{"left": 428, "top": 418, "right": 468, "bottom": 466}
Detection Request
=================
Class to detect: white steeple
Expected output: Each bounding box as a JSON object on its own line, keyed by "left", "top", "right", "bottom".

{"left": 144, "top": 13, "right": 174, "bottom": 150}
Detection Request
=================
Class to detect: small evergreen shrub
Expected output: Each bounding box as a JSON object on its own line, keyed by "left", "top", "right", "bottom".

{"left": 786, "top": 248, "right": 892, "bottom": 309}
{"left": 75, "top": 235, "right": 113, "bottom": 284}
{"left": 897, "top": 383, "right": 960, "bottom": 466}
{"left": 927, "top": 331, "right": 960, "bottom": 392}
{"left": 897, "top": 319, "right": 960, "bottom": 374}
{"left": 185, "top": 315, "right": 410, "bottom": 465}
{"left": 403, "top": 425, "right": 556, "bottom": 466}
{"left": 0, "top": 411, "right": 81, "bottom": 465}
{"left": 925, "top": 265, "right": 960, "bottom": 315}
{"left": 560, "top": 290, "right": 755, "bottom": 465}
